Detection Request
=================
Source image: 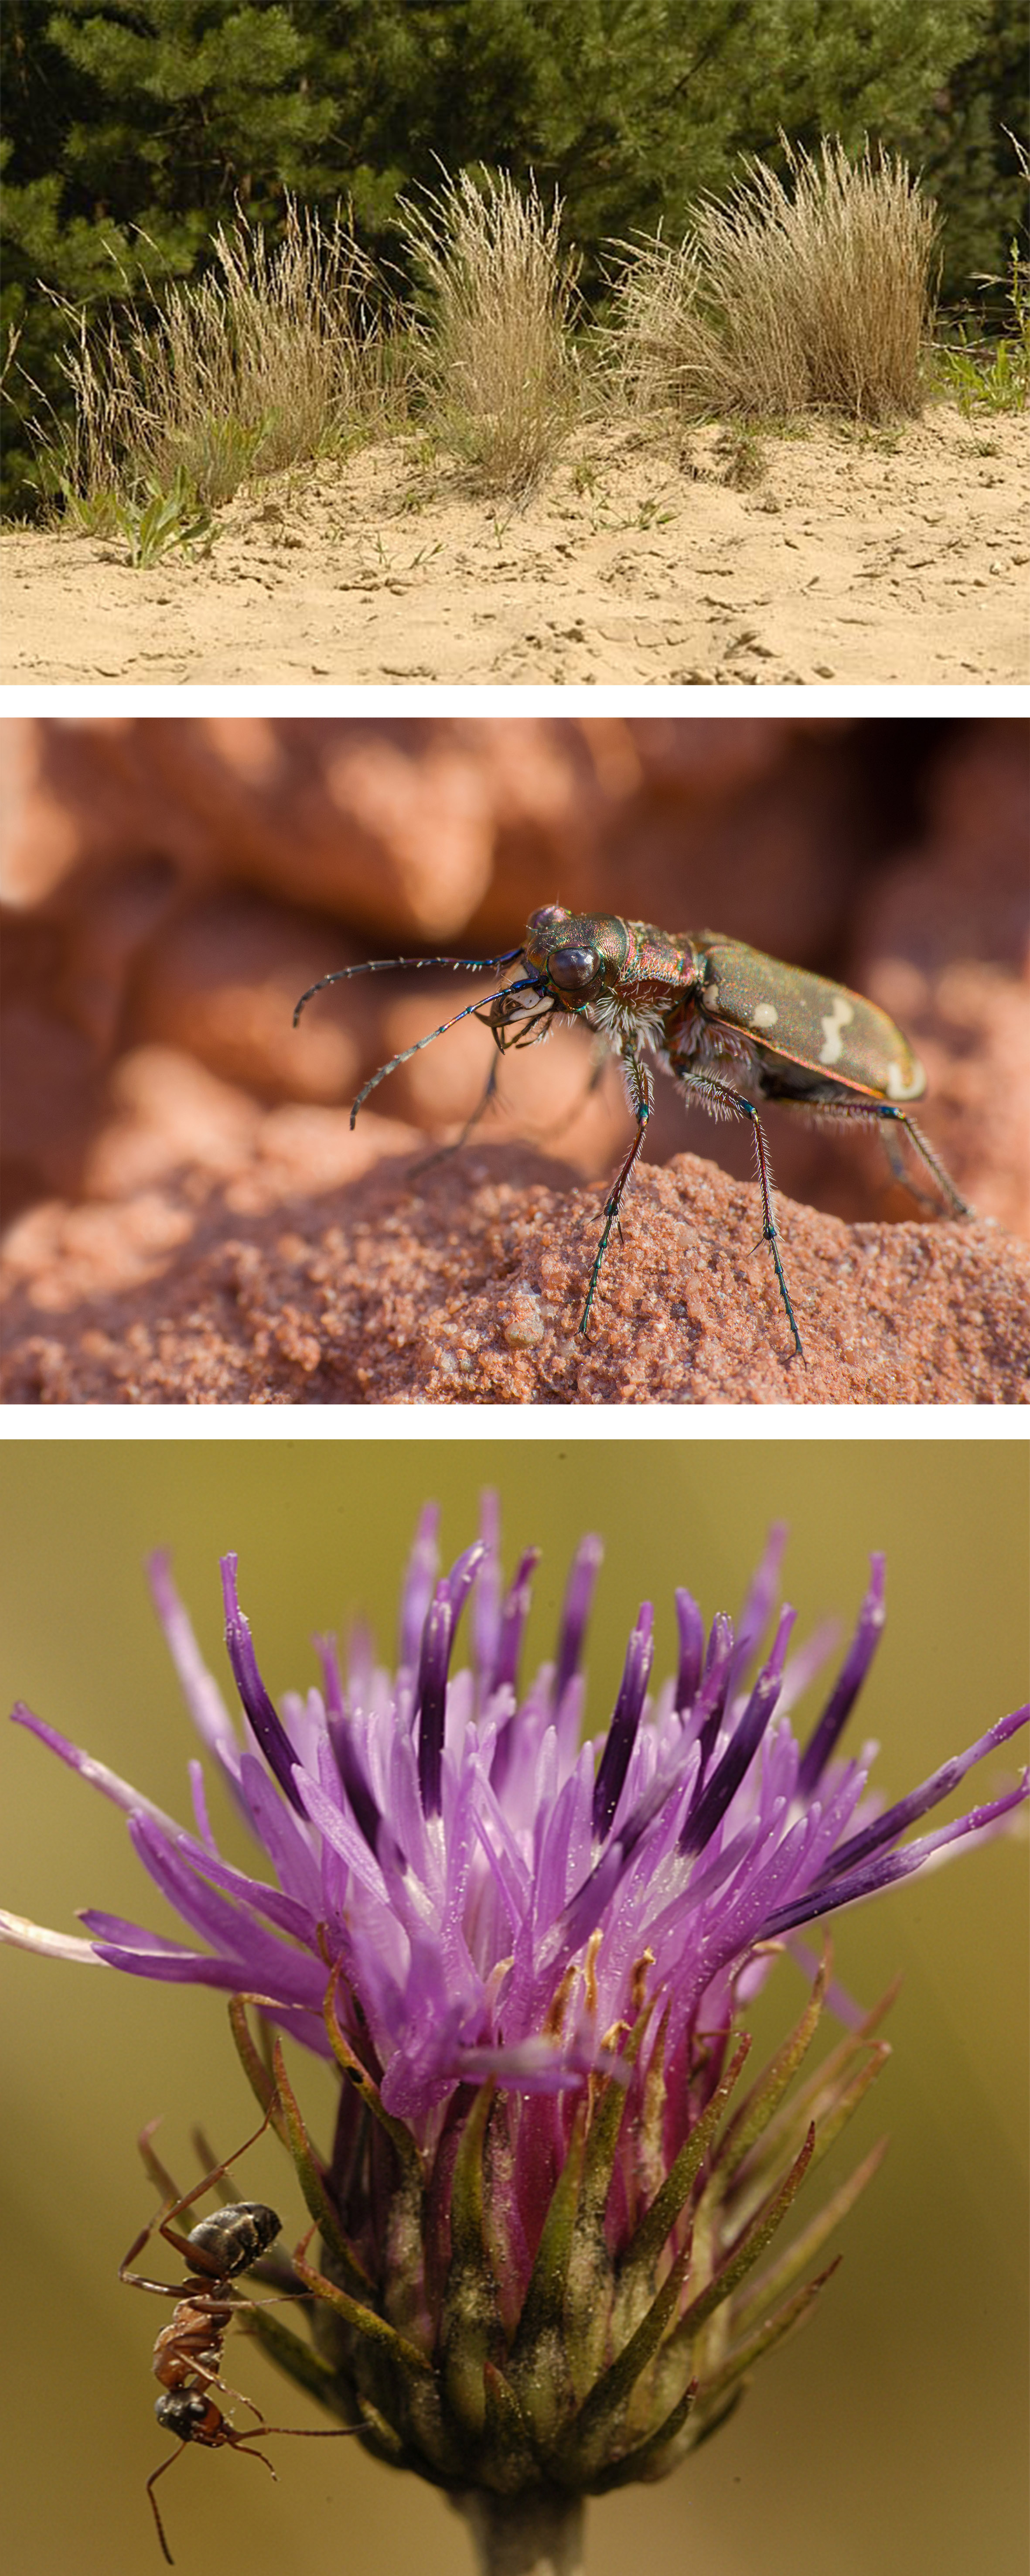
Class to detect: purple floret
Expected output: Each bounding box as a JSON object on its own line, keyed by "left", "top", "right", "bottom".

{"left": 3, "top": 1509, "right": 1027, "bottom": 2154}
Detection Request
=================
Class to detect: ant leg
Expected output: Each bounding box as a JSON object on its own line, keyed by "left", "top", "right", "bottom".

{"left": 146, "top": 2448, "right": 184, "bottom": 2567}
{"left": 225, "top": 2439, "right": 278, "bottom": 2478}
{"left": 579, "top": 1053, "right": 652, "bottom": 1333}
{"left": 234, "top": 2423, "right": 362, "bottom": 2453}
{"left": 146, "top": 2433, "right": 283, "bottom": 2568}
{"left": 674, "top": 1068, "right": 805, "bottom": 1359}
{"left": 210, "top": 2373, "right": 267, "bottom": 2423}
{"left": 121, "top": 2108, "right": 276, "bottom": 2289}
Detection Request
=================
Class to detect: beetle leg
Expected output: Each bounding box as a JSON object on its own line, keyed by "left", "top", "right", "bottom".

{"left": 673, "top": 1069, "right": 805, "bottom": 1360}
{"left": 867, "top": 1105, "right": 973, "bottom": 1220}
{"left": 783, "top": 1094, "right": 975, "bottom": 1222}
{"left": 349, "top": 976, "right": 544, "bottom": 1125}
{"left": 579, "top": 1052, "right": 652, "bottom": 1334}
{"left": 407, "top": 1054, "right": 503, "bottom": 1179}
{"left": 874, "top": 1115, "right": 946, "bottom": 1213}
{"left": 585, "top": 1034, "right": 610, "bottom": 1096}
{"left": 886, "top": 1110, "right": 974, "bottom": 1217}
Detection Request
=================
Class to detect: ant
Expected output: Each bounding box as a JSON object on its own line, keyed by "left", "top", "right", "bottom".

{"left": 120, "top": 2108, "right": 357, "bottom": 2563}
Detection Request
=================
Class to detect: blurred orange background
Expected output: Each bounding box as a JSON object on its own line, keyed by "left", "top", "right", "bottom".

{"left": 3, "top": 715, "right": 1028, "bottom": 1270}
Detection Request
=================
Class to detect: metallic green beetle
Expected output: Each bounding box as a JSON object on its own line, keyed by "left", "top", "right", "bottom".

{"left": 294, "top": 906, "right": 973, "bottom": 1357}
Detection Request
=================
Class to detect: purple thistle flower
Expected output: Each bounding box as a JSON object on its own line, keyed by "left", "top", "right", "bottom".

{"left": 3, "top": 1511, "right": 1026, "bottom": 2565}
{"left": 5, "top": 1510, "right": 1023, "bottom": 2135}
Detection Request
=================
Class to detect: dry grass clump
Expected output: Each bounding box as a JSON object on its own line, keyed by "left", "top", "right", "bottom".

{"left": 46, "top": 198, "right": 395, "bottom": 513}
{"left": 399, "top": 168, "right": 580, "bottom": 494}
{"left": 610, "top": 138, "right": 938, "bottom": 423}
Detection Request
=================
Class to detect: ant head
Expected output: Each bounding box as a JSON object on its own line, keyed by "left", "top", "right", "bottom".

{"left": 186, "top": 2200, "right": 281, "bottom": 2278}
{"left": 155, "top": 2389, "right": 215, "bottom": 2442}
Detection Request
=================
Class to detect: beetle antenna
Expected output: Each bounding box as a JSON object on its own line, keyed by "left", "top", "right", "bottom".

{"left": 349, "top": 977, "right": 544, "bottom": 1127}
{"left": 293, "top": 951, "right": 524, "bottom": 1028}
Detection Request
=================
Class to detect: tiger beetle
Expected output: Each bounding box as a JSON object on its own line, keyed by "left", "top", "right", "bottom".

{"left": 293, "top": 906, "right": 974, "bottom": 1358}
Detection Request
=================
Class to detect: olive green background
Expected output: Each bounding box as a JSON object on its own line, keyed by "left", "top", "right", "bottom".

{"left": 0, "top": 1439, "right": 1027, "bottom": 2576}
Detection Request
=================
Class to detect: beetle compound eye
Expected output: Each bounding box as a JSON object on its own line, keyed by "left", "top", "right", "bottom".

{"left": 549, "top": 945, "right": 600, "bottom": 992}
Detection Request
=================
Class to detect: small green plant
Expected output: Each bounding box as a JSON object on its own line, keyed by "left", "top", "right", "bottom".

{"left": 114, "top": 468, "right": 217, "bottom": 567}
{"left": 48, "top": 478, "right": 124, "bottom": 539}
{"left": 934, "top": 232, "right": 1029, "bottom": 414}
{"left": 51, "top": 463, "right": 215, "bottom": 562}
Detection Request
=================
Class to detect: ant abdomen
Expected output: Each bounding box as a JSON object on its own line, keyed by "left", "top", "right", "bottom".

{"left": 184, "top": 2201, "right": 281, "bottom": 2278}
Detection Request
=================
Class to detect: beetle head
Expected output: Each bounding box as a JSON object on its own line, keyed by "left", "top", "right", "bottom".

{"left": 524, "top": 907, "right": 617, "bottom": 1006}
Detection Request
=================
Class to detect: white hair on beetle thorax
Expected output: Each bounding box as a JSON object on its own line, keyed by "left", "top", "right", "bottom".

{"left": 591, "top": 991, "right": 668, "bottom": 1055}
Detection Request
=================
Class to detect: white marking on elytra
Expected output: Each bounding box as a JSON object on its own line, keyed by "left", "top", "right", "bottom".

{"left": 886, "top": 1055, "right": 923, "bottom": 1100}
{"left": 819, "top": 994, "right": 854, "bottom": 1065}
{"left": 751, "top": 1001, "right": 779, "bottom": 1029}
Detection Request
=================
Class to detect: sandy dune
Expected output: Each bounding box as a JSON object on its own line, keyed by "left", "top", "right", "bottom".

{"left": 3, "top": 409, "right": 1026, "bottom": 687}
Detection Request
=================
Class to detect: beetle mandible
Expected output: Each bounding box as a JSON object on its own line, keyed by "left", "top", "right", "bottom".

{"left": 293, "top": 906, "right": 974, "bottom": 1358}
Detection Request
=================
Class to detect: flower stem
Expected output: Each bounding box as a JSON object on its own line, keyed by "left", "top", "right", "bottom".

{"left": 456, "top": 2490, "right": 585, "bottom": 2576}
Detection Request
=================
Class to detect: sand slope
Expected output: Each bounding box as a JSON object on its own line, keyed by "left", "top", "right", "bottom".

{"left": 3, "top": 1141, "right": 1028, "bottom": 1406}
{"left": 3, "top": 410, "right": 1026, "bottom": 687}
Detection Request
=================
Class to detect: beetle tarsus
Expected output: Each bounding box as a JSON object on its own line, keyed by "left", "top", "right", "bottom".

{"left": 761, "top": 1221, "right": 806, "bottom": 1361}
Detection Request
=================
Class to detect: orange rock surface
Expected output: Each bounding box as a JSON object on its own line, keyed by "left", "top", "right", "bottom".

{"left": 2, "top": 1123, "right": 1027, "bottom": 1406}
{"left": 2, "top": 714, "right": 1027, "bottom": 1406}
